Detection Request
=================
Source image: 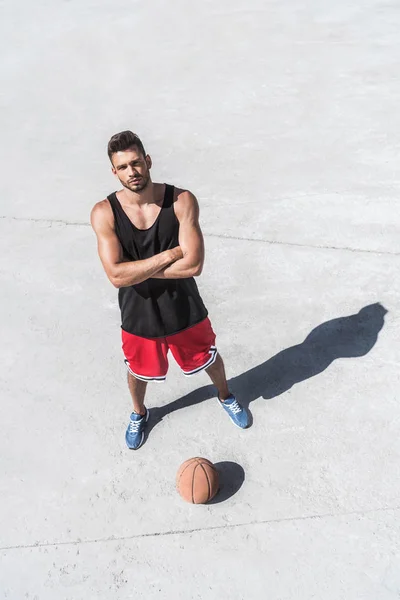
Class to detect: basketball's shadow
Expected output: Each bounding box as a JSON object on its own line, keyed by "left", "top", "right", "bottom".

{"left": 208, "top": 461, "right": 245, "bottom": 504}
{"left": 146, "top": 302, "right": 387, "bottom": 438}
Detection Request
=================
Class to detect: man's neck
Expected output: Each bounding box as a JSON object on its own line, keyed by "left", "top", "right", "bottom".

{"left": 120, "top": 180, "right": 162, "bottom": 207}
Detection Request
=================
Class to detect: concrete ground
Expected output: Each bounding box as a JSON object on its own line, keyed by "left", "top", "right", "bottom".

{"left": 1, "top": 0, "right": 400, "bottom": 598}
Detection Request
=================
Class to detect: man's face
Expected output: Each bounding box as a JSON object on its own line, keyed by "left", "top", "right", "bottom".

{"left": 111, "top": 146, "right": 152, "bottom": 192}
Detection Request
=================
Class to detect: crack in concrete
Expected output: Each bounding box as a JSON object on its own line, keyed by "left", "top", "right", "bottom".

{"left": 1, "top": 505, "right": 399, "bottom": 553}
{"left": 205, "top": 232, "right": 400, "bottom": 255}
{"left": 0, "top": 215, "right": 398, "bottom": 256}
{"left": 0, "top": 215, "right": 88, "bottom": 227}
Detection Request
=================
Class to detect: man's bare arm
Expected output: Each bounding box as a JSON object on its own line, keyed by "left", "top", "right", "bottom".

{"left": 152, "top": 190, "right": 204, "bottom": 279}
{"left": 90, "top": 201, "right": 183, "bottom": 288}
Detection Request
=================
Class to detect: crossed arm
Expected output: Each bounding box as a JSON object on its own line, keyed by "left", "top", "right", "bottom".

{"left": 152, "top": 190, "right": 204, "bottom": 279}
{"left": 90, "top": 190, "right": 204, "bottom": 288}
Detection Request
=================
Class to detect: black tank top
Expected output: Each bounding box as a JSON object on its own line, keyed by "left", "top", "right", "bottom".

{"left": 107, "top": 184, "right": 208, "bottom": 338}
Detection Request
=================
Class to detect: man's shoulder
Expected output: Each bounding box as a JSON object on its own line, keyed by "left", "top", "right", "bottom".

{"left": 172, "top": 185, "right": 195, "bottom": 199}
{"left": 173, "top": 187, "right": 197, "bottom": 207}
{"left": 171, "top": 187, "right": 199, "bottom": 221}
{"left": 90, "top": 197, "right": 114, "bottom": 230}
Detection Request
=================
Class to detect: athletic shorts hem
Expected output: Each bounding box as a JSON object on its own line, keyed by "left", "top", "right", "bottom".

{"left": 182, "top": 346, "right": 218, "bottom": 377}
{"left": 124, "top": 359, "right": 167, "bottom": 383}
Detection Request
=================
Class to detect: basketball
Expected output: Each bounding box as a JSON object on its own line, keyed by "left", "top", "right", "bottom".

{"left": 176, "top": 457, "right": 219, "bottom": 504}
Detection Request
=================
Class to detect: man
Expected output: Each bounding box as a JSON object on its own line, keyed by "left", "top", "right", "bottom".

{"left": 90, "top": 130, "right": 249, "bottom": 450}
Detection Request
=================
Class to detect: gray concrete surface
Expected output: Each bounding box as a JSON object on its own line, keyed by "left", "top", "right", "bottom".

{"left": 1, "top": 0, "right": 400, "bottom": 598}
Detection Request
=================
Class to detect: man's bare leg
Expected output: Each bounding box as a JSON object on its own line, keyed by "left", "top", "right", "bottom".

{"left": 206, "top": 352, "right": 249, "bottom": 428}
{"left": 127, "top": 372, "right": 147, "bottom": 415}
{"left": 206, "top": 353, "right": 231, "bottom": 401}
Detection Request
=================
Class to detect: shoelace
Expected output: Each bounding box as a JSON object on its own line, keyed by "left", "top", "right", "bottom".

{"left": 227, "top": 399, "right": 241, "bottom": 415}
{"left": 129, "top": 418, "right": 143, "bottom": 433}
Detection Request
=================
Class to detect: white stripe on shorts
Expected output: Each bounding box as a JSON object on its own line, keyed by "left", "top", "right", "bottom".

{"left": 182, "top": 346, "right": 218, "bottom": 377}
{"left": 123, "top": 358, "right": 166, "bottom": 383}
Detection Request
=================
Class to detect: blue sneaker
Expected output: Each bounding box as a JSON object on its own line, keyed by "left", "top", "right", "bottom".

{"left": 125, "top": 409, "right": 149, "bottom": 450}
{"left": 219, "top": 394, "right": 249, "bottom": 429}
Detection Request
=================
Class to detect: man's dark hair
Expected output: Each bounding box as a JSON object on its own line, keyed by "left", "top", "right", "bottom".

{"left": 107, "top": 130, "right": 146, "bottom": 163}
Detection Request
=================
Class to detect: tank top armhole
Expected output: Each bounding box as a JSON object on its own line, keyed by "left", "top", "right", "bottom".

{"left": 106, "top": 192, "right": 117, "bottom": 210}
{"left": 164, "top": 185, "right": 180, "bottom": 229}
{"left": 163, "top": 184, "right": 175, "bottom": 209}
{"left": 106, "top": 192, "right": 121, "bottom": 226}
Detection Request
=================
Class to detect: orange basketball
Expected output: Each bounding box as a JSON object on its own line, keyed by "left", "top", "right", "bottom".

{"left": 176, "top": 457, "right": 219, "bottom": 504}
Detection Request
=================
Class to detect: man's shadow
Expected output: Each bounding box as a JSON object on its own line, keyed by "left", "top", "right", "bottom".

{"left": 147, "top": 303, "right": 387, "bottom": 433}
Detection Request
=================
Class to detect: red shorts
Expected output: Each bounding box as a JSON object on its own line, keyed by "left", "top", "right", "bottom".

{"left": 122, "top": 318, "right": 217, "bottom": 382}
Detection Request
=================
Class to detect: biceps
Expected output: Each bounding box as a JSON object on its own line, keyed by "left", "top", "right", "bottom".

{"left": 97, "top": 233, "right": 124, "bottom": 275}
{"left": 179, "top": 221, "right": 204, "bottom": 263}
